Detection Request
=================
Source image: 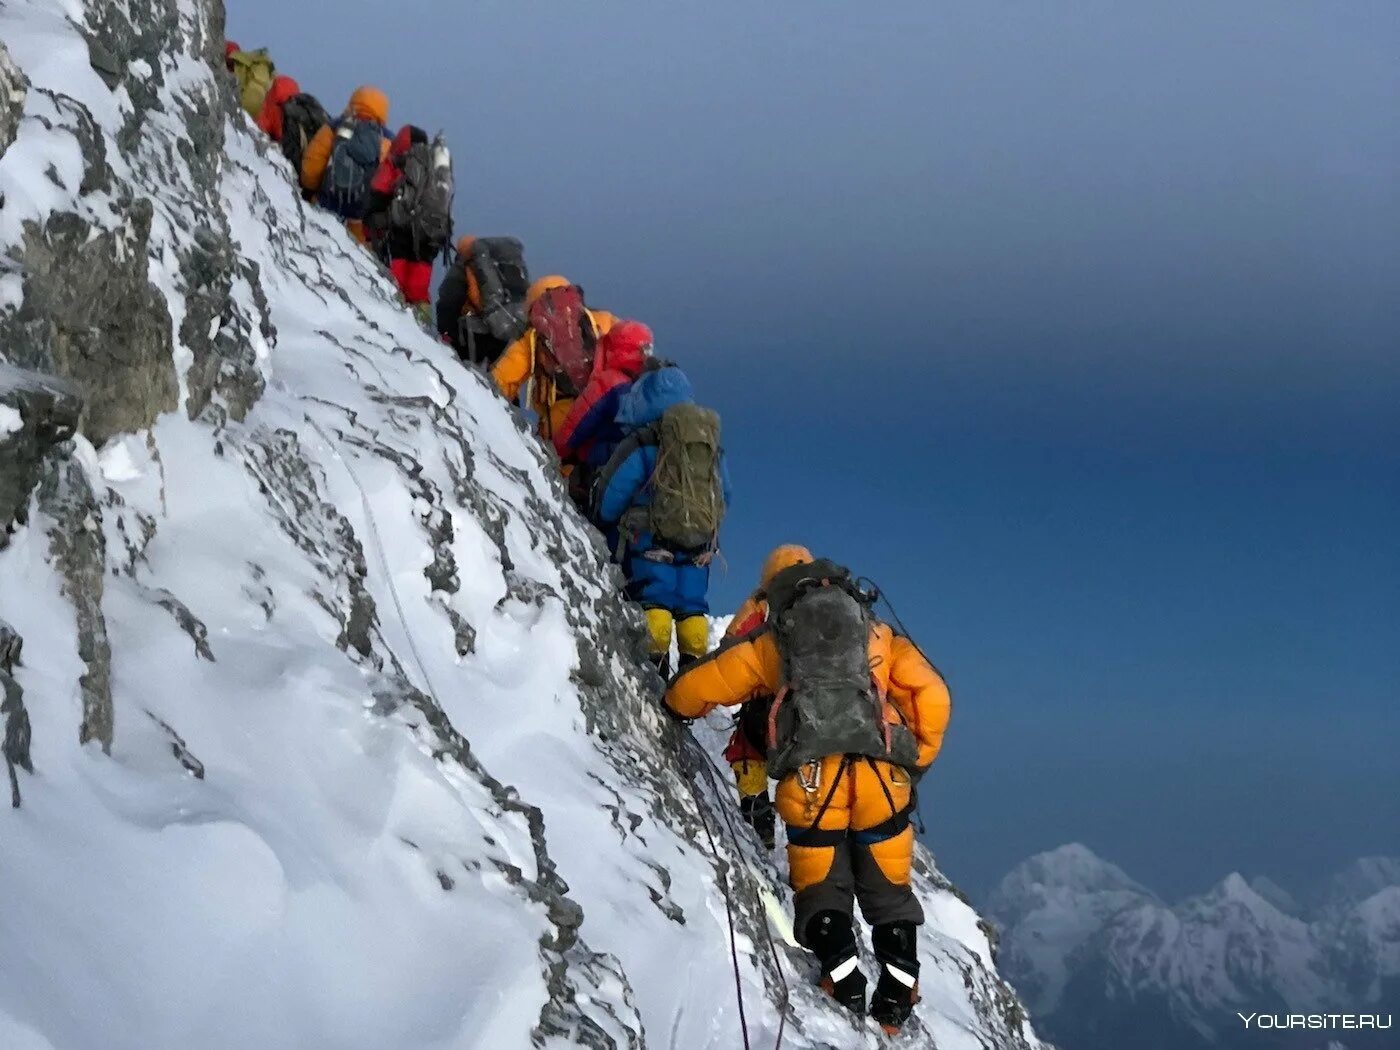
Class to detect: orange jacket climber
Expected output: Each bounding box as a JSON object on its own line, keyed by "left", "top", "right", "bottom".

{"left": 668, "top": 622, "right": 949, "bottom": 770}
{"left": 665, "top": 558, "right": 950, "bottom": 1033}
{"left": 491, "top": 276, "right": 617, "bottom": 440}
{"left": 299, "top": 86, "right": 391, "bottom": 195}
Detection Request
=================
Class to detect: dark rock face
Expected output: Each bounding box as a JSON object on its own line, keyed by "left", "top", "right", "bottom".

{"left": 0, "top": 0, "right": 265, "bottom": 447}
{"left": 3, "top": 208, "right": 178, "bottom": 445}
{"left": 38, "top": 459, "right": 113, "bottom": 753}
{"left": 0, "top": 43, "right": 27, "bottom": 160}
{"left": 181, "top": 229, "right": 270, "bottom": 427}
{"left": 0, "top": 365, "right": 83, "bottom": 543}
{"left": 0, "top": 617, "right": 31, "bottom": 808}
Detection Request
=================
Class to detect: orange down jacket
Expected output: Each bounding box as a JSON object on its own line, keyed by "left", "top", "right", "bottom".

{"left": 299, "top": 86, "right": 391, "bottom": 194}
{"left": 665, "top": 624, "right": 951, "bottom": 772}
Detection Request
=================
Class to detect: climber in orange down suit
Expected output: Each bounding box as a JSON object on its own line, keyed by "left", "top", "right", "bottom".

{"left": 665, "top": 556, "right": 951, "bottom": 1033}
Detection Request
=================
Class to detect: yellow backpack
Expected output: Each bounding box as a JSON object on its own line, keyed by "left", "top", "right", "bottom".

{"left": 228, "top": 48, "right": 274, "bottom": 119}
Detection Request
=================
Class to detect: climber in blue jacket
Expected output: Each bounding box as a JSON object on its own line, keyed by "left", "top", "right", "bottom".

{"left": 593, "top": 363, "right": 732, "bottom": 676}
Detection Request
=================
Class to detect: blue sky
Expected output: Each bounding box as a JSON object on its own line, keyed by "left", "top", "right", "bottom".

{"left": 230, "top": 0, "right": 1400, "bottom": 899}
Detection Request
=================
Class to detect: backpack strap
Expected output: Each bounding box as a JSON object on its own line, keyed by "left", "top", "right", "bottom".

{"left": 765, "top": 682, "right": 790, "bottom": 754}
{"left": 591, "top": 426, "right": 656, "bottom": 520}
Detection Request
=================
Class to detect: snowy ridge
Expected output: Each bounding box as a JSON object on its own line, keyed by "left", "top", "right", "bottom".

{"left": 988, "top": 844, "right": 1400, "bottom": 1050}
{"left": 0, "top": 1, "right": 1044, "bottom": 1047}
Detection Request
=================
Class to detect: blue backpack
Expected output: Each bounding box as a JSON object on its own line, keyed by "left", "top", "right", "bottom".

{"left": 319, "top": 118, "right": 382, "bottom": 219}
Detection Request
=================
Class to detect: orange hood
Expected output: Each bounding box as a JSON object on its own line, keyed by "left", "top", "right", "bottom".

{"left": 760, "top": 545, "right": 814, "bottom": 588}
{"left": 348, "top": 85, "right": 389, "bottom": 125}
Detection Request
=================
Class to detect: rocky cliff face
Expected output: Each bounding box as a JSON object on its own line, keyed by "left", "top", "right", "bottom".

{"left": 0, "top": 1, "right": 1044, "bottom": 1047}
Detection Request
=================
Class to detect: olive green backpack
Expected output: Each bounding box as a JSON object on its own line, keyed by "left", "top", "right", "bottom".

{"left": 229, "top": 48, "right": 275, "bottom": 119}
{"left": 648, "top": 403, "right": 725, "bottom": 552}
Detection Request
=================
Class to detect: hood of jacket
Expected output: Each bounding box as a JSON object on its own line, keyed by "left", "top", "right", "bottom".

{"left": 595, "top": 321, "right": 651, "bottom": 381}
{"left": 614, "top": 366, "right": 693, "bottom": 430}
{"left": 348, "top": 85, "right": 390, "bottom": 125}
{"left": 256, "top": 76, "right": 301, "bottom": 138}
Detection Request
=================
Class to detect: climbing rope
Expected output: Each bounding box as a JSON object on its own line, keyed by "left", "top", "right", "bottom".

{"left": 311, "top": 411, "right": 791, "bottom": 1046}
{"left": 677, "top": 729, "right": 791, "bottom": 1050}
{"left": 678, "top": 732, "right": 752, "bottom": 1049}
{"left": 307, "top": 416, "right": 446, "bottom": 710}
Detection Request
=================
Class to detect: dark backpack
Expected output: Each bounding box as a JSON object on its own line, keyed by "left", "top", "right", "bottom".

{"left": 469, "top": 237, "right": 530, "bottom": 342}
{"left": 388, "top": 134, "right": 454, "bottom": 256}
{"left": 529, "top": 285, "right": 595, "bottom": 398}
{"left": 648, "top": 403, "right": 725, "bottom": 552}
{"left": 763, "top": 559, "right": 920, "bottom": 778}
{"left": 279, "top": 93, "right": 329, "bottom": 179}
{"left": 319, "top": 118, "right": 382, "bottom": 219}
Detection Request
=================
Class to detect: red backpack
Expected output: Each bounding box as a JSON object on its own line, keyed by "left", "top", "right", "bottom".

{"left": 529, "top": 285, "right": 596, "bottom": 398}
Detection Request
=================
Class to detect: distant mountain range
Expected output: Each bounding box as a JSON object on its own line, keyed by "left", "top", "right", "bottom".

{"left": 986, "top": 844, "right": 1400, "bottom": 1050}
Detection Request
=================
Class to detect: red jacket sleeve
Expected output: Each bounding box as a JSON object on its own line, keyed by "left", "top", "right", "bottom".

{"left": 553, "top": 371, "right": 623, "bottom": 458}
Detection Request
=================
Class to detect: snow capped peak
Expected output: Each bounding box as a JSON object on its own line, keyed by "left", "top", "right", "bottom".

{"left": 991, "top": 842, "right": 1149, "bottom": 904}
{"left": 1323, "top": 856, "right": 1400, "bottom": 912}
{"left": 1205, "top": 871, "right": 1275, "bottom": 909}
{"left": 992, "top": 846, "right": 1400, "bottom": 1050}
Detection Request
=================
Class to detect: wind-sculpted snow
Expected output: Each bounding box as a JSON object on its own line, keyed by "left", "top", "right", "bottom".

{"left": 0, "top": 1, "right": 1044, "bottom": 1047}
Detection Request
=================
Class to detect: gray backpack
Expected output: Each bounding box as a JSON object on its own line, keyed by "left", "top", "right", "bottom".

{"left": 648, "top": 403, "right": 725, "bottom": 552}
{"left": 764, "top": 559, "right": 920, "bottom": 779}
{"left": 389, "top": 134, "right": 454, "bottom": 255}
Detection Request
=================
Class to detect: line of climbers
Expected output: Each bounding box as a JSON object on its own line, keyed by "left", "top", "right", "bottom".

{"left": 225, "top": 44, "right": 453, "bottom": 324}
{"left": 227, "top": 36, "right": 952, "bottom": 1038}
{"left": 226, "top": 44, "right": 554, "bottom": 373}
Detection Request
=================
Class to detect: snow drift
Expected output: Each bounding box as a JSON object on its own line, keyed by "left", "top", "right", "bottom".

{"left": 0, "top": 1, "right": 1044, "bottom": 1047}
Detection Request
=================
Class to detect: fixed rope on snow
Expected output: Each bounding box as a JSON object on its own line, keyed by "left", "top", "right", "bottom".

{"left": 677, "top": 729, "right": 791, "bottom": 1050}
{"left": 311, "top": 412, "right": 789, "bottom": 1047}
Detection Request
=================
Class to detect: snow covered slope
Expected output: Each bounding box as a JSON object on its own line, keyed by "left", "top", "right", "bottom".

{"left": 988, "top": 845, "right": 1400, "bottom": 1050}
{"left": 0, "top": 1, "right": 1044, "bottom": 1047}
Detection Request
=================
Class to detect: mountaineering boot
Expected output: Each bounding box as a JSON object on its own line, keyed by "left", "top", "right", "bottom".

{"left": 739, "top": 791, "right": 776, "bottom": 850}
{"left": 806, "top": 910, "right": 866, "bottom": 1017}
{"left": 870, "top": 920, "right": 920, "bottom": 1034}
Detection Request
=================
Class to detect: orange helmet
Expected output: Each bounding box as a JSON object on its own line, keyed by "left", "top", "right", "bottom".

{"left": 760, "top": 545, "right": 814, "bottom": 588}
{"left": 526, "top": 275, "right": 571, "bottom": 308}
{"left": 455, "top": 235, "right": 476, "bottom": 257}
{"left": 348, "top": 85, "right": 389, "bottom": 124}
